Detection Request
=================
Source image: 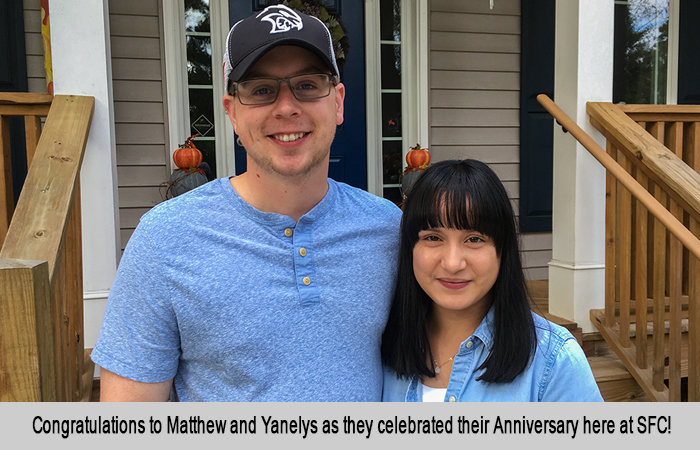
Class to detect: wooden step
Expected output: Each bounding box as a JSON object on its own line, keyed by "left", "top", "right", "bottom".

{"left": 589, "top": 354, "right": 650, "bottom": 402}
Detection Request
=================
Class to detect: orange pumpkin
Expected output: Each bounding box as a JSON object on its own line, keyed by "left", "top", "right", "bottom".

{"left": 405, "top": 145, "right": 430, "bottom": 169}
{"left": 173, "top": 133, "right": 203, "bottom": 169}
{"left": 173, "top": 146, "right": 203, "bottom": 169}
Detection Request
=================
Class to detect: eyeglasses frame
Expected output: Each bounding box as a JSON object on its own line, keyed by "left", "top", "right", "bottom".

{"left": 229, "top": 73, "right": 340, "bottom": 106}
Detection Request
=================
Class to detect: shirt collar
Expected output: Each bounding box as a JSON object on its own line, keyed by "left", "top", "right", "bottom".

{"left": 469, "top": 304, "right": 495, "bottom": 351}
{"left": 223, "top": 177, "right": 337, "bottom": 225}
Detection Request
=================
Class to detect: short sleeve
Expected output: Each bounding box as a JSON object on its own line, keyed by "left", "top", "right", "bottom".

{"left": 90, "top": 222, "right": 181, "bottom": 383}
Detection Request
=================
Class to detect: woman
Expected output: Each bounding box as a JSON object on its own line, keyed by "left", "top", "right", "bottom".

{"left": 382, "top": 159, "right": 602, "bottom": 402}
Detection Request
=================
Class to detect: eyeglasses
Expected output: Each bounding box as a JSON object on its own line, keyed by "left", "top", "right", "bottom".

{"left": 231, "top": 73, "right": 339, "bottom": 106}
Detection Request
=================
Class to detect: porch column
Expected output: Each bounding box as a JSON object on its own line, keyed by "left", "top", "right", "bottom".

{"left": 49, "top": 1, "right": 119, "bottom": 326}
{"left": 549, "top": 0, "right": 613, "bottom": 332}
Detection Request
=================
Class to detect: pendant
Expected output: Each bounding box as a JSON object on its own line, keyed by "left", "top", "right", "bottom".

{"left": 435, "top": 366, "right": 441, "bottom": 374}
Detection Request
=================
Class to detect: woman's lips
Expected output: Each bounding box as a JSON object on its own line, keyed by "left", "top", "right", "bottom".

{"left": 437, "top": 279, "right": 470, "bottom": 290}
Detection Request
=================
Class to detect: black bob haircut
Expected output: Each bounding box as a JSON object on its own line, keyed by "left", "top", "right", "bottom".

{"left": 381, "top": 159, "right": 537, "bottom": 383}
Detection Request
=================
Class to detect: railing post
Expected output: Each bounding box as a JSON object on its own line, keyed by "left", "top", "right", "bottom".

{"left": 0, "top": 259, "right": 57, "bottom": 401}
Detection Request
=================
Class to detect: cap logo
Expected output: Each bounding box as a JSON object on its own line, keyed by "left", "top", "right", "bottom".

{"left": 257, "top": 5, "right": 304, "bottom": 34}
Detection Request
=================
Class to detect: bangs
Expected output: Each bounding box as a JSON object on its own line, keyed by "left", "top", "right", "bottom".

{"left": 402, "top": 159, "right": 514, "bottom": 253}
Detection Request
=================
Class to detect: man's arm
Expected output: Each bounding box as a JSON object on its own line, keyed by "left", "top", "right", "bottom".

{"left": 99, "top": 368, "right": 173, "bottom": 402}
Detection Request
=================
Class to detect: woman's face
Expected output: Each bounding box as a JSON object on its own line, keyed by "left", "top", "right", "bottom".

{"left": 412, "top": 227, "right": 500, "bottom": 315}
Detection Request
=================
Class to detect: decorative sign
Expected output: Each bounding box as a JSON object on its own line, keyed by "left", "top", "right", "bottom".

{"left": 192, "top": 114, "right": 214, "bottom": 136}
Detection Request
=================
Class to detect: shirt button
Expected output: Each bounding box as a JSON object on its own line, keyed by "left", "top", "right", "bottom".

{"left": 299, "top": 247, "right": 307, "bottom": 257}
{"left": 302, "top": 276, "right": 311, "bottom": 285}
{"left": 466, "top": 341, "right": 473, "bottom": 349}
{"left": 284, "top": 228, "right": 293, "bottom": 237}
{"left": 449, "top": 396, "right": 456, "bottom": 402}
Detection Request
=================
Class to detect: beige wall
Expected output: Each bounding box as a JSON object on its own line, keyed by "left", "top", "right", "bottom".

{"left": 429, "top": 0, "right": 551, "bottom": 280}
{"left": 23, "top": 0, "right": 46, "bottom": 93}
{"left": 109, "top": 0, "right": 171, "bottom": 250}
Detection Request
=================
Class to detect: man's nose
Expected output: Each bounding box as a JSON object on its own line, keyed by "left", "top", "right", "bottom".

{"left": 272, "top": 81, "right": 301, "bottom": 116}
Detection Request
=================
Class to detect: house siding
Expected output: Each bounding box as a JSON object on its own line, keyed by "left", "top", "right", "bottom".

{"left": 23, "top": 0, "right": 46, "bottom": 93}
{"left": 429, "top": 0, "right": 551, "bottom": 280}
{"left": 109, "top": 0, "right": 170, "bottom": 250}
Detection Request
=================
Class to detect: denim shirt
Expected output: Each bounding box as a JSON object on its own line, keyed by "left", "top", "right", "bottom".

{"left": 383, "top": 309, "right": 604, "bottom": 402}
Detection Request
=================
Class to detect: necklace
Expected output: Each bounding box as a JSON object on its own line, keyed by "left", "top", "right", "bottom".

{"left": 433, "top": 353, "right": 457, "bottom": 374}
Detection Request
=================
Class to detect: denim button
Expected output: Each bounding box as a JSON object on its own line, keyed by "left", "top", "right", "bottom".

{"left": 299, "top": 247, "right": 307, "bottom": 257}
{"left": 302, "top": 276, "right": 311, "bottom": 285}
{"left": 466, "top": 341, "right": 473, "bottom": 349}
{"left": 284, "top": 228, "right": 293, "bottom": 237}
{"left": 449, "top": 396, "right": 456, "bottom": 402}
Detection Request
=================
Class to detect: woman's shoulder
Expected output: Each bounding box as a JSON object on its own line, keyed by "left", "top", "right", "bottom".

{"left": 531, "top": 311, "right": 578, "bottom": 348}
{"left": 529, "top": 312, "right": 604, "bottom": 401}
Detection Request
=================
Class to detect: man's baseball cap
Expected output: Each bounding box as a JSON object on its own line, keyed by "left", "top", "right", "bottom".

{"left": 223, "top": 4, "right": 340, "bottom": 90}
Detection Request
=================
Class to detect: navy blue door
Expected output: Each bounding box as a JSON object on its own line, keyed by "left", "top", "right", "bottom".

{"left": 229, "top": 0, "right": 367, "bottom": 190}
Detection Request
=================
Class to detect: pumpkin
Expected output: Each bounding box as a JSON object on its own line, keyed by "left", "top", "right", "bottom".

{"left": 168, "top": 168, "right": 208, "bottom": 197}
{"left": 401, "top": 144, "right": 430, "bottom": 199}
{"left": 405, "top": 144, "right": 430, "bottom": 169}
{"left": 173, "top": 133, "right": 203, "bottom": 169}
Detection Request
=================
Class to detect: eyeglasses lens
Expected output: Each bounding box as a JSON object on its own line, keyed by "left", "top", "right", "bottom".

{"left": 236, "top": 74, "right": 333, "bottom": 105}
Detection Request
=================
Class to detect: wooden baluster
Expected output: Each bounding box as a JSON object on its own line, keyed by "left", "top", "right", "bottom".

{"left": 668, "top": 201, "right": 683, "bottom": 401}
{"left": 0, "top": 116, "right": 13, "bottom": 247}
{"left": 51, "top": 254, "right": 69, "bottom": 401}
{"left": 606, "top": 141, "right": 618, "bottom": 327}
{"left": 652, "top": 185, "right": 667, "bottom": 393}
{"left": 666, "top": 122, "right": 684, "bottom": 401}
{"left": 618, "top": 149, "right": 632, "bottom": 347}
{"left": 24, "top": 115, "right": 42, "bottom": 168}
{"left": 65, "top": 181, "right": 84, "bottom": 401}
{"left": 690, "top": 217, "right": 700, "bottom": 402}
{"left": 686, "top": 121, "right": 700, "bottom": 401}
{"left": 635, "top": 166, "right": 649, "bottom": 369}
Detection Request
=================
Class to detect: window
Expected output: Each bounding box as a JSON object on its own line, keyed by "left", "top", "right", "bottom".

{"left": 613, "top": 0, "right": 670, "bottom": 104}
{"left": 164, "top": 0, "right": 233, "bottom": 179}
{"left": 379, "top": 0, "right": 403, "bottom": 204}
{"left": 185, "top": 0, "right": 217, "bottom": 178}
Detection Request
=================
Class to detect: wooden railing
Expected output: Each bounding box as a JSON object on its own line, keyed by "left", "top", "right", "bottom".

{"left": 537, "top": 95, "right": 700, "bottom": 402}
{"left": 0, "top": 93, "right": 94, "bottom": 401}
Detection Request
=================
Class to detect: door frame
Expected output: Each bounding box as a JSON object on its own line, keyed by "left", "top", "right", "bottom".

{"left": 162, "top": 0, "right": 429, "bottom": 196}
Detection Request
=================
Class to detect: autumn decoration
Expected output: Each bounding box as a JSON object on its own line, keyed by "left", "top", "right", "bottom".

{"left": 400, "top": 143, "right": 431, "bottom": 199}
{"left": 163, "top": 133, "right": 209, "bottom": 199}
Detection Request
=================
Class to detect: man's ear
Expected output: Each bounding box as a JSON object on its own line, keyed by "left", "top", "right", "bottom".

{"left": 335, "top": 82, "right": 345, "bottom": 126}
{"left": 223, "top": 95, "right": 238, "bottom": 133}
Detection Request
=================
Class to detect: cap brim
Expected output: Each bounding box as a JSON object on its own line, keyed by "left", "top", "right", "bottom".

{"left": 229, "top": 39, "right": 339, "bottom": 82}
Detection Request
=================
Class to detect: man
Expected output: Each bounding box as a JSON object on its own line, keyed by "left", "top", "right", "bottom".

{"left": 91, "top": 4, "right": 401, "bottom": 401}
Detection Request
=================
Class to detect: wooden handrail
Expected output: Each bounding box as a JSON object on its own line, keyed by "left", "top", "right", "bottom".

{"left": 536, "top": 94, "right": 700, "bottom": 261}
{"left": 0, "top": 93, "right": 53, "bottom": 117}
{"left": 587, "top": 101, "right": 700, "bottom": 222}
{"left": 0, "top": 95, "right": 94, "bottom": 280}
{"left": 0, "top": 94, "right": 94, "bottom": 401}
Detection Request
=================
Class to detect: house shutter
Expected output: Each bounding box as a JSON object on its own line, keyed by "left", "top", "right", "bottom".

{"left": 0, "top": 0, "right": 29, "bottom": 205}
{"left": 678, "top": 0, "right": 700, "bottom": 105}
{"left": 519, "top": 0, "right": 555, "bottom": 232}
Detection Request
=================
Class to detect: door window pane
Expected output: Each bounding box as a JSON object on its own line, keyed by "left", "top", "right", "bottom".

{"left": 613, "top": 0, "right": 669, "bottom": 104}
{"left": 186, "top": 36, "right": 213, "bottom": 85}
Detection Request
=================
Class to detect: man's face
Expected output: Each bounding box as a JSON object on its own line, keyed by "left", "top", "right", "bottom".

{"left": 223, "top": 46, "right": 345, "bottom": 180}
